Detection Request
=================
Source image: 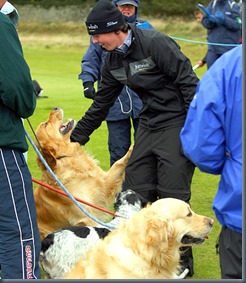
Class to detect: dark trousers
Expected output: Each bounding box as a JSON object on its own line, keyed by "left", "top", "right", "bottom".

{"left": 0, "top": 149, "right": 41, "bottom": 279}
{"left": 206, "top": 50, "right": 222, "bottom": 69}
{"left": 217, "top": 226, "right": 242, "bottom": 279}
{"left": 107, "top": 118, "right": 139, "bottom": 166}
{"left": 107, "top": 118, "right": 139, "bottom": 192}
{"left": 125, "top": 126, "right": 195, "bottom": 275}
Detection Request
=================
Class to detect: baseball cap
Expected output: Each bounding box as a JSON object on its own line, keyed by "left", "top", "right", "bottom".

{"left": 0, "top": 1, "right": 19, "bottom": 26}
{"left": 116, "top": 0, "right": 138, "bottom": 7}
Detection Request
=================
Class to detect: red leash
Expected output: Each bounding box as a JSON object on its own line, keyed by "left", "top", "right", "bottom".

{"left": 32, "top": 178, "right": 123, "bottom": 218}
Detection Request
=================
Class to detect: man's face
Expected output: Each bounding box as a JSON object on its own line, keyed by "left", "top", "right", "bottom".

{"left": 92, "top": 32, "right": 122, "bottom": 51}
{"left": 117, "top": 4, "right": 136, "bottom": 17}
{"left": 195, "top": 12, "right": 203, "bottom": 23}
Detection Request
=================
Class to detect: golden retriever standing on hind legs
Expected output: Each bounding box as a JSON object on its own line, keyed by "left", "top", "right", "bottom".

{"left": 65, "top": 198, "right": 214, "bottom": 279}
{"left": 33, "top": 107, "right": 133, "bottom": 240}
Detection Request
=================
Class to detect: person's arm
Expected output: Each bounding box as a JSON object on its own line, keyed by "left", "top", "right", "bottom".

{"left": 201, "top": 2, "right": 218, "bottom": 29}
{"left": 152, "top": 34, "right": 199, "bottom": 111}
{"left": 78, "top": 38, "right": 106, "bottom": 99}
{"left": 180, "top": 63, "right": 226, "bottom": 174}
{"left": 195, "top": 52, "right": 207, "bottom": 68}
{"left": 71, "top": 58, "right": 124, "bottom": 145}
{"left": 222, "top": 3, "right": 242, "bottom": 31}
{"left": 0, "top": 14, "right": 36, "bottom": 118}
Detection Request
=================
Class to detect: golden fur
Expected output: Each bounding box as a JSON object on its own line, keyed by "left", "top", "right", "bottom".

{"left": 65, "top": 198, "right": 214, "bottom": 279}
{"left": 34, "top": 108, "right": 132, "bottom": 240}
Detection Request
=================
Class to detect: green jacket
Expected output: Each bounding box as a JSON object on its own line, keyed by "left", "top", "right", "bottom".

{"left": 0, "top": 13, "right": 36, "bottom": 152}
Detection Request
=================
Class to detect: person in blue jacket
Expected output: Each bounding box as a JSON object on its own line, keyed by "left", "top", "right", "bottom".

{"left": 198, "top": 0, "right": 241, "bottom": 68}
{"left": 180, "top": 44, "right": 242, "bottom": 279}
{"left": 79, "top": 0, "right": 152, "bottom": 169}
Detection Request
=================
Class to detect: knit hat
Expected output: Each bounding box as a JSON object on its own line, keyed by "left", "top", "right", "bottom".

{"left": 116, "top": 0, "right": 138, "bottom": 7}
{"left": 86, "top": 0, "right": 125, "bottom": 35}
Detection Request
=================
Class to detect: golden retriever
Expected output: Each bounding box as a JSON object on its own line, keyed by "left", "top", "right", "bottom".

{"left": 33, "top": 107, "right": 133, "bottom": 240}
{"left": 64, "top": 198, "right": 214, "bottom": 279}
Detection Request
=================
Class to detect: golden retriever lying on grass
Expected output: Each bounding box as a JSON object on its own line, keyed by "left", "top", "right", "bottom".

{"left": 34, "top": 107, "right": 133, "bottom": 240}
{"left": 65, "top": 198, "right": 214, "bottom": 279}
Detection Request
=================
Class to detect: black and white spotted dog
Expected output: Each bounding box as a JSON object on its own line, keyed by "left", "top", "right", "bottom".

{"left": 39, "top": 189, "right": 149, "bottom": 279}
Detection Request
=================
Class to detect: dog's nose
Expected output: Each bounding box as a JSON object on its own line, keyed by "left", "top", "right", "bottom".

{"left": 53, "top": 107, "right": 60, "bottom": 111}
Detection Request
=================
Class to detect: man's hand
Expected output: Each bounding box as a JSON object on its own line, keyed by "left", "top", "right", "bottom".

{"left": 208, "top": 14, "right": 217, "bottom": 23}
{"left": 215, "top": 11, "right": 225, "bottom": 25}
{"left": 83, "top": 82, "right": 95, "bottom": 99}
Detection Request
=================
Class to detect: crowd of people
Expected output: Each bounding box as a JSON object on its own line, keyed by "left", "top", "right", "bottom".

{"left": 0, "top": 0, "right": 242, "bottom": 279}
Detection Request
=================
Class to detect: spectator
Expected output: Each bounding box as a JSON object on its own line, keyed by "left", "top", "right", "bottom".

{"left": 180, "top": 44, "right": 242, "bottom": 279}
{"left": 199, "top": 0, "right": 241, "bottom": 68}
{"left": 0, "top": 1, "right": 41, "bottom": 279}
{"left": 79, "top": 0, "right": 152, "bottom": 172}
{"left": 71, "top": 0, "right": 199, "bottom": 277}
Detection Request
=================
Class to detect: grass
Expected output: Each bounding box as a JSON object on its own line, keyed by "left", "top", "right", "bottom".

{"left": 19, "top": 18, "right": 221, "bottom": 279}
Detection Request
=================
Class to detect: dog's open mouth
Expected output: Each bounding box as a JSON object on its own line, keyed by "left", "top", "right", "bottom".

{"left": 181, "top": 235, "right": 208, "bottom": 245}
{"left": 59, "top": 119, "right": 75, "bottom": 135}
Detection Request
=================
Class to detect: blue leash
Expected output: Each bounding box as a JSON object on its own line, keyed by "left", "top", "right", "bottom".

{"left": 25, "top": 129, "right": 115, "bottom": 230}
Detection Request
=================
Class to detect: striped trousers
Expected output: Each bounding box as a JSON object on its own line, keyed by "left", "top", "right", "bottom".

{"left": 0, "top": 149, "right": 41, "bottom": 279}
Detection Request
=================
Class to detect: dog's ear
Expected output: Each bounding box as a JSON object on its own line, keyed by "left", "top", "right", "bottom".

{"left": 145, "top": 214, "right": 174, "bottom": 252}
{"left": 36, "top": 144, "right": 57, "bottom": 169}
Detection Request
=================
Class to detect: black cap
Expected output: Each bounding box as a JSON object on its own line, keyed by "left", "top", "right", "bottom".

{"left": 86, "top": 0, "right": 125, "bottom": 35}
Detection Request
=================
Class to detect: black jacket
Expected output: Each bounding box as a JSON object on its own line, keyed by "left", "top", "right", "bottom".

{"left": 71, "top": 24, "right": 199, "bottom": 145}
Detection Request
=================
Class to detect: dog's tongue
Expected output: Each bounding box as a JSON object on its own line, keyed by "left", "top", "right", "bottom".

{"left": 204, "top": 235, "right": 209, "bottom": 239}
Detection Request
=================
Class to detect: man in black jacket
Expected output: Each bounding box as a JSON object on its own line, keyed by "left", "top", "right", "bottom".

{"left": 71, "top": 0, "right": 199, "bottom": 277}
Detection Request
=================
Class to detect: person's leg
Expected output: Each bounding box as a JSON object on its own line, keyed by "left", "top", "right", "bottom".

{"left": 0, "top": 149, "right": 41, "bottom": 279}
{"left": 217, "top": 226, "right": 242, "bottom": 279}
{"left": 206, "top": 50, "right": 220, "bottom": 69}
{"left": 125, "top": 127, "right": 158, "bottom": 202}
{"left": 153, "top": 127, "right": 195, "bottom": 277}
{"left": 107, "top": 119, "right": 131, "bottom": 167}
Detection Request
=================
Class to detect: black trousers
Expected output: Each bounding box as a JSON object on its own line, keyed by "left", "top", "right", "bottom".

{"left": 217, "top": 226, "right": 242, "bottom": 279}
{"left": 125, "top": 126, "right": 195, "bottom": 275}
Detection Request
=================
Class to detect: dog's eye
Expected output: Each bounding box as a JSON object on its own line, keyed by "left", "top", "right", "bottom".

{"left": 44, "top": 122, "right": 48, "bottom": 127}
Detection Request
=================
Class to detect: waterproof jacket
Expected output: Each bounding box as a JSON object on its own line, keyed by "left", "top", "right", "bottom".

{"left": 180, "top": 45, "right": 242, "bottom": 233}
{"left": 71, "top": 24, "right": 199, "bottom": 145}
{"left": 79, "top": 39, "right": 142, "bottom": 121}
{"left": 202, "top": 0, "right": 241, "bottom": 54}
{"left": 0, "top": 13, "right": 36, "bottom": 152}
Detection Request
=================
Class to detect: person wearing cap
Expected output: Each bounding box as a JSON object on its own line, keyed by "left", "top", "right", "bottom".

{"left": 71, "top": 0, "right": 199, "bottom": 278}
{"left": 0, "top": 0, "right": 41, "bottom": 279}
{"left": 79, "top": 0, "right": 152, "bottom": 179}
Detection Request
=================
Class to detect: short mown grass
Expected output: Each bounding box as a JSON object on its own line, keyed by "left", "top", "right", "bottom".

{"left": 19, "top": 18, "right": 221, "bottom": 279}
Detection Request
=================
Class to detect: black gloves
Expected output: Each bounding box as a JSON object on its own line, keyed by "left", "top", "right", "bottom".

{"left": 83, "top": 82, "right": 95, "bottom": 100}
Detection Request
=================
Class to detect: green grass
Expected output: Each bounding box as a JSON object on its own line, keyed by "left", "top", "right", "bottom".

{"left": 20, "top": 20, "right": 221, "bottom": 279}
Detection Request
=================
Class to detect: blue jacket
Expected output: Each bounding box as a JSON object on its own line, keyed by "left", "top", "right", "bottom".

{"left": 78, "top": 0, "right": 153, "bottom": 121}
{"left": 180, "top": 45, "right": 242, "bottom": 233}
{"left": 202, "top": 0, "right": 241, "bottom": 54}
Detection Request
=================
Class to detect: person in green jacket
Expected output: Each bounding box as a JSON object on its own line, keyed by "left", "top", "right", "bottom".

{"left": 0, "top": 2, "right": 41, "bottom": 279}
